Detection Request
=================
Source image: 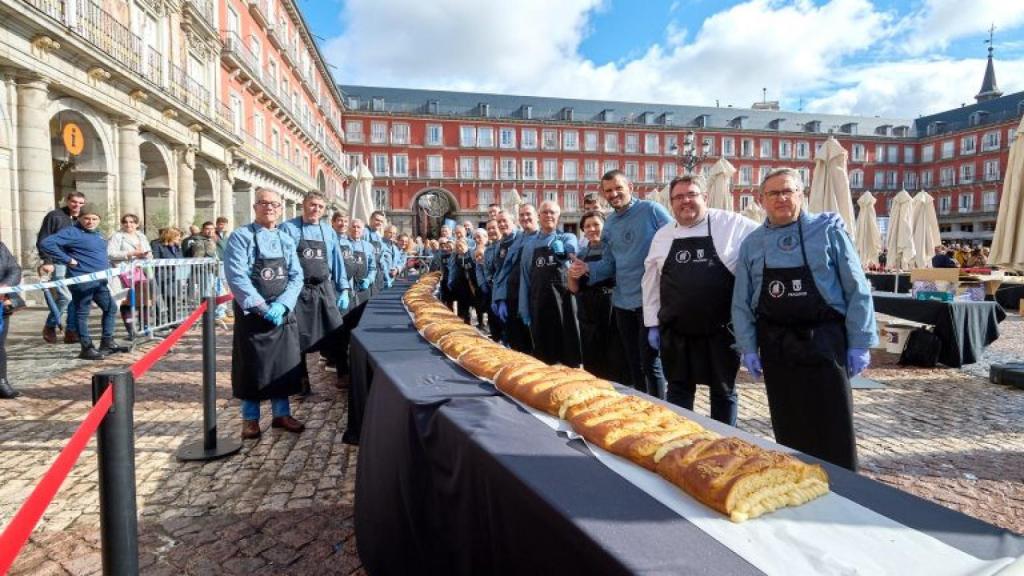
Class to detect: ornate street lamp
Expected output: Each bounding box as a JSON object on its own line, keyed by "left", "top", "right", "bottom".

{"left": 671, "top": 131, "right": 711, "bottom": 174}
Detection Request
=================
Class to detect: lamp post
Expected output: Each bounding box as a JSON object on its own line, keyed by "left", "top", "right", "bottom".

{"left": 671, "top": 131, "right": 710, "bottom": 174}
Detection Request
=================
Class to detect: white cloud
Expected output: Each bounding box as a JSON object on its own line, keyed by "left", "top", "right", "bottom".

{"left": 323, "top": 0, "right": 1024, "bottom": 118}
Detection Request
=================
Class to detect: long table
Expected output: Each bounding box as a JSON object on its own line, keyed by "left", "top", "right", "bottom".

{"left": 352, "top": 284, "right": 1024, "bottom": 575}
{"left": 866, "top": 272, "right": 912, "bottom": 293}
{"left": 872, "top": 293, "right": 1004, "bottom": 367}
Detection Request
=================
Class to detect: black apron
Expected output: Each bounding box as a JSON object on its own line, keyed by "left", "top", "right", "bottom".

{"left": 658, "top": 216, "right": 740, "bottom": 394}
{"left": 576, "top": 243, "right": 628, "bottom": 382}
{"left": 341, "top": 242, "right": 370, "bottom": 309}
{"left": 755, "top": 216, "right": 857, "bottom": 471}
{"left": 438, "top": 251, "right": 454, "bottom": 306}
{"left": 452, "top": 251, "right": 478, "bottom": 324}
{"left": 369, "top": 234, "right": 386, "bottom": 297}
{"left": 527, "top": 237, "right": 581, "bottom": 366}
{"left": 294, "top": 222, "right": 344, "bottom": 352}
{"left": 498, "top": 234, "right": 532, "bottom": 354}
{"left": 231, "top": 225, "right": 303, "bottom": 401}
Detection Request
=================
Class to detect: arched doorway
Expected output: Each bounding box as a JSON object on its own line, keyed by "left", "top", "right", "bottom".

{"left": 49, "top": 110, "right": 109, "bottom": 228}
{"left": 140, "top": 139, "right": 172, "bottom": 236}
{"left": 411, "top": 188, "right": 458, "bottom": 239}
{"left": 194, "top": 164, "right": 216, "bottom": 225}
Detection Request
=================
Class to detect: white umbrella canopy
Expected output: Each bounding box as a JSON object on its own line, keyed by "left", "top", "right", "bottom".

{"left": 809, "top": 137, "right": 856, "bottom": 242}
{"left": 911, "top": 190, "right": 942, "bottom": 269}
{"left": 501, "top": 187, "right": 523, "bottom": 215}
{"left": 706, "top": 158, "right": 737, "bottom": 211}
{"left": 989, "top": 117, "right": 1024, "bottom": 272}
{"left": 349, "top": 160, "right": 375, "bottom": 225}
{"left": 855, "top": 191, "right": 882, "bottom": 268}
{"left": 740, "top": 201, "right": 766, "bottom": 223}
{"left": 886, "top": 189, "right": 916, "bottom": 270}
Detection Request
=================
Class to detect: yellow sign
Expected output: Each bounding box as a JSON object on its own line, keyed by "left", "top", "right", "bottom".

{"left": 62, "top": 123, "right": 85, "bottom": 156}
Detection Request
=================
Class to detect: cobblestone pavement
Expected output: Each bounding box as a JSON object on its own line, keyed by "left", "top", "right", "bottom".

{"left": 0, "top": 309, "right": 1022, "bottom": 574}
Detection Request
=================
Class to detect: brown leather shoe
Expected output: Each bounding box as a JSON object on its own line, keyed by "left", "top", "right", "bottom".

{"left": 43, "top": 326, "right": 57, "bottom": 344}
{"left": 64, "top": 330, "right": 80, "bottom": 344}
{"left": 241, "top": 419, "right": 261, "bottom": 439}
{"left": 271, "top": 416, "right": 305, "bottom": 433}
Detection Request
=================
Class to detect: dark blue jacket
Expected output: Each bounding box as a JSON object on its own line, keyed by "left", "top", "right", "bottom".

{"left": 38, "top": 223, "right": 110, "bottom": 277}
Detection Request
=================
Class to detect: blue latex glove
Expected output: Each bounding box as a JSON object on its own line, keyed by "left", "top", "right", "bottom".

{"left": 385, "top": 274, "right": 394, "bottom": 288}
{"left": 490, "top": 301, "right": 500, "bottom": 317}
{"left": 551, "top": 239, "right": 565, "bottom": 256}
{"left": 337, "top": 291, "right": 350, "bottom": 311}
{"left": 521, "top": 311, "right": 531, "bottom": 327}
{"left": 0, "top": 313, "right": 4, "bottom": 334}
{"left": 847, "top": 348, "right": 870, "bottom": 377}
{"left": 496, "top": 301, "right": 508, "bottom": 322}
{"left": 263, "top": 302, "right": 287, "bottom": 327}
{"left": 647, "top": 327, "right": 660, "bottom": 351}
{"left": 358, "top": 278, "right": 372, "bottom": 291}
{"left": 741, "top": 352, "right": 763, "bottom": 379}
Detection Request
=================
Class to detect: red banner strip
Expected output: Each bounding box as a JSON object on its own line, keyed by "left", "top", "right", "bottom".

{"left": 0, "top": 386, "right": 114, "bottom": 574}
{"left": 130, "top": 301, "right": 207, "bottom": 380}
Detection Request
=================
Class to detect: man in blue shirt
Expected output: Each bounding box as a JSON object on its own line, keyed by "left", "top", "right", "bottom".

{"left": 569, "top": 170, "right": 672, "bottom": 397}
{"left": 481, "top": 219, "right": 503, "bottom": 341}
{"left": 732, "top": 168, "right": 876, "bottom": 471}
{"left": 493, "top": 205, "right": 538, "bottom": 353}
{"left": 225, "top": 187, "right": 306, "bottom": 439}
{"left": 367, "top": 211, "right": 393, "bottom": 295}
{"left": 518, "top": 201, "right": 580, "bottom": 366}
{"left": 39, "top": 205, "right": 130, "bottom": 360}
{"left": 280, "top": 191, "right": 351, "bottom": 393}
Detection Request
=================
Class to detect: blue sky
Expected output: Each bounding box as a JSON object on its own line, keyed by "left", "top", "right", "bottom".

{"left": 301, "top": 0, "right": 1024, "bottom": 118}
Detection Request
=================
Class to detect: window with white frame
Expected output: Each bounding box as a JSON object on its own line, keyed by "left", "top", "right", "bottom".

{"left": 959, "top": 193, "right": 974, "bottom": 212}
{"left": 904, "top": 171, "right": 918, "bottom": 190}
{"left": 885, "top": 170, "right": 898, "bottom": 189}
{"left": 522, "top": 158, "right": 538, "bottom": 180}
{"left": 459, "top": 157, "right": 475, "bottom": 179}
{"left": 543, "top": 158, "right": 558, "bottom": 181}
{"left": 961, "top": 135, "right": 976, "bottom": 155}
{"left": 701, "top": 136, "right": 714, "bottom": 157}
{"left": 372, "top": 153, "right": 389, "bottom": 176}
{"left": 604, "top": 132, "right": 619, "bottom": 153}
{"left": 984, "top": 159, "right": 1000, "bottom": 181}
{"left": 253, "top": 112, "right": 265, "bottom": 142}
{"left": 665, "top": 134, "right": 679, "bottom": 156}
{"left": 283, "top": 138, "right": 291, "bottom": 162}
{"left": 370, "top": 121, "right": 388, "bottom": 144}
{"left": 873, "top": 171, "right": 885, "bottom": 189}
{"left": 229, "top": 93, "right": 243, "bottom": 135}
{"left": 937, "top": 195, "right": 951, "bottom": 213}
{"left": 740, "top": 138, "right": 754, "bottom": 158}
{"left": 982, "top": 130, "right": 1000, "bottom": 151}
{"left": 584, "top": 131, "right": 599, "bottom": 152}
{"left": 644, "top": 134, "right": 659, "bottom": 155}
{"left": 563, "top": 160, "right": 578, "bottom": 181}
{"left": 796, "top": 168, "right": 810, "bottom": 187}
{"left": 426, "top": 124, "right": 443, "bottom": 146}
{"left": 795, "top": 141, "right": 809, "bottom": 159}
{"left": 960, "top": 163, "right": 975, "bottom": 183}
{"left": 499, "top": 127, "right": 517, "bottom": 149}
{"left": 624, "top": 162, "right": 639, "bottom": 181}
{"left": 738, "top": 166, "right": 753, "bottom": 185}
{"left": 851, "top": 143, "right": 865, "bottom": 162}
{"left": 564, "top": 190, "right": 579, "bottom": 212}
{"left": 921, "top": 170, "right": 933, "bottom": 188}
{"left": 500, "top": 158, "right": 517, "bottom": 180}
{"left": 584, "top": 159, "right": 599, "bottom": 181}
{"left": 875, "top": 144, "right": 886, "bottom": 162}
{"left": 426, "top": 155, "right": 444, "bottom": 178}
{"left": 922, "top": 144, "right": 934, "bottom": 162}
{"left": 758, "top": 166, "right": 771, "bottom": 185}
{"left": 459, "top": 126, "right": 476, "bottom": 147}
{"left": 477, "top": 127, "right": 495, "bottom": 148}
{"left": 983, "top": 190, "right": 997, "bottom": 211}
{"left": 345, "top": 153, "right": 362, "bottom": 173}
{"left": 850, "top": 169, "right": 864, "bottom": 189}
{"left": 778, "top": 140, "right": 792, "bottom": 160}
{"left": 345, "top": 120, "right": 363, "bottom": 143}
{"left": 523, "top": 190, "right": 537, "bottom": 205}
{"left": 373, "top": 187, "right": 389, "bottom": 210}
{"left": 624, "top": 133, "right": 639, "bottom": 154}
{"left": 391, "top": 123, "right": 410, "bottom": 145}
{"left": 477, "top": 189, "right": 495, "bottom": 209}
{"left": 663, "top": 163, "right": 677, "bottom": 182}
{"left": 721, "top": 138, "right": 735, "bottom": 157}
{"left": 1009, "top": 127, "right": 1017, "bottom": 144}
{"left": 542, "top": 129, "right": 559, "bottom": 150}
{"left": 903, "top": 146, "right": 915, "bottom": 164}
{"left": 563, "top": 130, "right": 579, "bottom": 151}
{"left": 602, "top": 160, "right": 619, "bottom": 174}
{"left": 940, "top": 166, "right": 955, "bottom": 186}
{"left": 740, "top": 195, "right": 753, "bottom": 210}
{"left": 478, "top": 157, "right": 495, "bottom": 180}
{"left": 640, "top": 162, "right": 655, "bottom": 183}
{"left": 522, "top": 129, "right": 538, "bottom": 150}
{"left": 759, "top": 139, "right": 773, "bottom": 159}
{"left": 941, "top": 140, "right": 955, "bottom": 159}
{"left": 887, "top": 145, "right": 899, "bottom": 164}
{"left": 393, "top": 154, "right": 409, "bottom": 177}
{"left": 543, "top": 189, "right": 558, "bottom": 204}
{"left": 271, "top": 127, "right": 280, "bottom": 153}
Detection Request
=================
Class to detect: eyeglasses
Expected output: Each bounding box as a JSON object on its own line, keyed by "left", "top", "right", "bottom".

{"left": 671, "top": 191, "right": 704, "bottom": 201}
{"left": 255, "top": 201, "right": 282, "bottom": 209}
{"left": 763, "top": 189, "right": 798, "bottom": 200}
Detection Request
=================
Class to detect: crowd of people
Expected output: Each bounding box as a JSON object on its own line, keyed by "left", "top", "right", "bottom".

{"left": 931, "top": 243, "right": 991, "bottom": 269}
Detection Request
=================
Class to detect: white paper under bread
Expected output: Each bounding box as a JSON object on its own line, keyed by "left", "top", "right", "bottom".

{"left": 508, "top": 395, "right": 1017, "bottom": 575}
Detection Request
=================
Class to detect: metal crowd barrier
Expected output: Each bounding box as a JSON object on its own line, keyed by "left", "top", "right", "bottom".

{"left": 113, "top": 258, "right": 224, "bottom": 340}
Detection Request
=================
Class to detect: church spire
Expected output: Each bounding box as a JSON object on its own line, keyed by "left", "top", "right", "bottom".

{"left": 975, "top": 24, "right": 1003, "bottom": 103}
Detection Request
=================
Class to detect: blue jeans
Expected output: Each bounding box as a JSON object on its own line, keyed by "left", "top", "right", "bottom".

{"left": 68, "top": 280, "right": 115, "bottom": 348}
{"left": 614, "top": 307, "right": 667, "bottom": 399}
{"left": 45, "top": 264, "right": 78, "bottom": 330}
{"left": 240, "top": 398, "right": 291, "bottom": 421}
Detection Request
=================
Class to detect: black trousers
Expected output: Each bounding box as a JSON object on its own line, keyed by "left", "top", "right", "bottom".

{"left": 613, "top": 307, "right": 666, "bottom": 399}
{"left": 337, "top": 300, "right": 369, "bottom": 375}
{"left": 0, "top": 312, "right": 9, "bottom": 380}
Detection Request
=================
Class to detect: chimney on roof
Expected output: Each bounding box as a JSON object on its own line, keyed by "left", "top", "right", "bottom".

{"left": 976, "top": 24, "right": 1003, "bottom": 103}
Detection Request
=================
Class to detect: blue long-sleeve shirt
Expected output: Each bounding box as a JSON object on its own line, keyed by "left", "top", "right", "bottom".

{"left": 518, "top": 231, "right": 578, "bottom": 319}
{"left": 224, "top": 223, "right": 304, "bottom": 313}
{"left": 38, "top": 223, "right": 111, "bottom": 277}
{"left": 366, "top": 229, "right": 392, "bottom": 275}
{"left": 387, "top": 241, "right": 407, "bottom": 273}
{"left": 492, "top": 230, "right": 537, "bottom": 301}
{"left": 341, "top": 235, "right": 378, "bottom": 289}
{"left": 731, "top": 210, "right": 878, "bottom": 354}
{"left": 587, "top": 199, "right": 672, "bottom": 310}
{"left": 279, "top": 217, "right": 350, "bottom": 295}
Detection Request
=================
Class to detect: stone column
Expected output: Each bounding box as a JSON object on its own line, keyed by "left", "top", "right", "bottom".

{"left": 15, "top": 76, "right": 53, "bottom": 266}
{"left": 117, "top": 120, "right": 143, "bottom": 220}
{"left": 219, "top": 170, "right": 234, "bottom": 230}
{"left": 233, "top": 181, "right": 254, "bottom": 226}
{"left": 176, "top": 145, "right": 195, "bottom": 228}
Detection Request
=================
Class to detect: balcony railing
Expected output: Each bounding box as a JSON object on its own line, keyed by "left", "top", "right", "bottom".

{"left": 24, "top": 0, "right": 62, "bottom": 20}
{"left": 184, "top": 0, "right": 215, "bottom": 26}
{"left": 220, "top": 30, "right": 261, "bottom": 82}
{"left": 168, "top": 62, "right": 210, "bottom": 117}
{"left": 73, "top": 0, "right": 144, "bottom": 75}
{"left": 248, "top": 0, "right": 271, "bottom": 28}
{"left": 143, "top": 46, "right": 163, "bottom": 87}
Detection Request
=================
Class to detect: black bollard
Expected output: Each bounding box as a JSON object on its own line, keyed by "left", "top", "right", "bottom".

{"left": 177, "top": 295, "right": 241, "bottom": 461}
{"left": 91, "top": 370, "right": 139, "bottom": 576}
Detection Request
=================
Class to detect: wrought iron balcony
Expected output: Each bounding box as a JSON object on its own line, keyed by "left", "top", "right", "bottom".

{"left": 220, "top": 30, "right": 261, "bottom": 83}
{"left": 248, "top": 0, "right": 271, "bottom": 29}
{"left": 182, "top": 0, "right": 217, "bottom": 39}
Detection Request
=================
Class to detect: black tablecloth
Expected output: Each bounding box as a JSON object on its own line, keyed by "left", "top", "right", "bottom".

{"left": 866, "top": 273, "right": 912, "bottom": 293}
{"left": 354, "top": 285, "right": 1024, "bottom": 575}
{"left": 873, "top": 293, "right": 1004, "bottom": 367}
{"left": 995, "top": 283, "right": 1024, "bottom": 310}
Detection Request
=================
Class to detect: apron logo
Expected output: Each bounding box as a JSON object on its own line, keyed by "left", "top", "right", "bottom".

{"left": 768, "top": 280, "right": 786, "bottom": 298}
{"left": 622, "top": 230, "right": 635, "bottom": 244}
{"left": 778, "top": 235, "right": 798, "bottom": 252}
{"left": 696, "top": 248, "right": 705, "bottom": 259}
{"left": 302, "top": 248, "right": 316, "bottom": 259}
{"left": 535, "top": 256, "right": 546, "bottom": 268}
{"left": 259, "top": 267, "right": 276, "bottom": 281}
{"left": 792, "top": 279, "right": 803, "bottom": 292}
{"left": 675, "top": 250, "right": 692, "bottom": 264}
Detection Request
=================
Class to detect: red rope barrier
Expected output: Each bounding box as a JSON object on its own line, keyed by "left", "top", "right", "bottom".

{"left": 0, "top": 386, "right": 114, "bottom": 574}
{"left": 130, "top": 302, "right": 207, "bottom": 380}
{"left": 215, "top": 294, "right": 233, "bottom": 305}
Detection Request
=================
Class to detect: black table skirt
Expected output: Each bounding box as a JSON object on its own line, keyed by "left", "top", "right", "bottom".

{"left": 354, "top": 285, "right": 1024, "bottom": 575}
{"left": 873, "top": 293, "right": 1004, "bottom": 367}
{"left": 866, "top": 273, "right": 912, "bottom": 293}
{"left": 995, "top": 283, "right": 1024, "bottom": 310}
